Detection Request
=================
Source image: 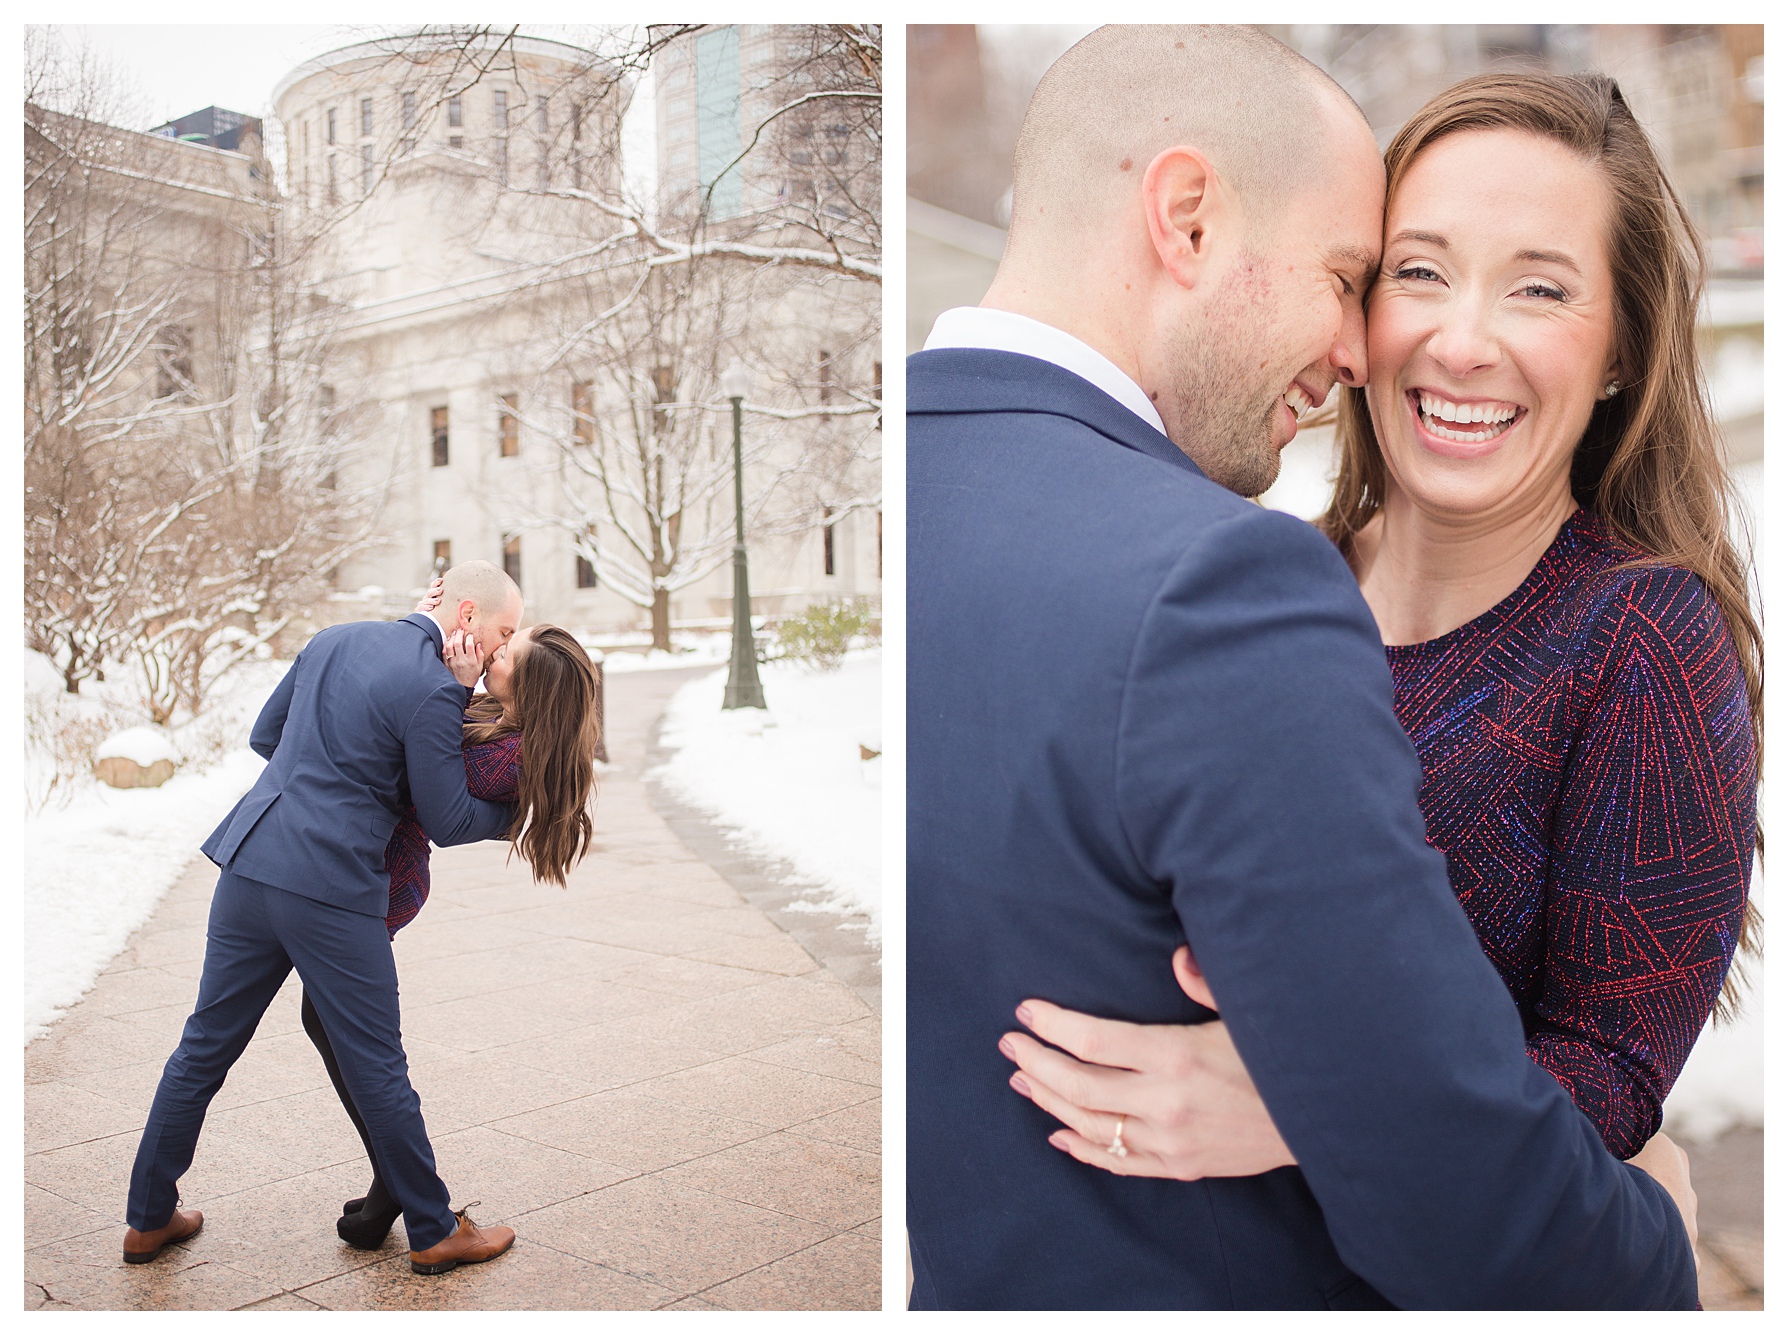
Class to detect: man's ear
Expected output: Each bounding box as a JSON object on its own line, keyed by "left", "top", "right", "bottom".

{"left": 1142, "top": 145, "right": 1227, "bottom": 290}
{"left": 456, "top": 598, "right": 478, "bottom": 629}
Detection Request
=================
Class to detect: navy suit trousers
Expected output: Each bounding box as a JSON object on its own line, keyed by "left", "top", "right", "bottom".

{"left": 126, "top": 870, "right": 457, "bottom": 1250}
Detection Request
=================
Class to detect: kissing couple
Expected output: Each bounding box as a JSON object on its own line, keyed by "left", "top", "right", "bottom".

{"left": 122, "top": 561, "right": 602, "bottom": 1275}
{"left": 910, "top": 25, "right": 1757, "bottom": 1309}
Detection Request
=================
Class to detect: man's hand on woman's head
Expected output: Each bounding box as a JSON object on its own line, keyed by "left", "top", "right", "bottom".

{"left": 999, "top": 945, "right": 1296, "bottom": 1181}
{"left": 442, "top": 627, "right": 483, "bottom": 688}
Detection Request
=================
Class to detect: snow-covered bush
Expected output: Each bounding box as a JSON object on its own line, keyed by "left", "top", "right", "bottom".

{"left": 24, "top": 662, "right": 119, "bottom": 815}
{"left": 23, "top": 648, "right": 290, "bottom": 814}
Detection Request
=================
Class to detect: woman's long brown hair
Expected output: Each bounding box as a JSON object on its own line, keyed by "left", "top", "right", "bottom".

{"left": 1317, "top": 72, "right": 1762, "bottom": 1020}
{"left": 463, "top": 624, "right": 601, "bottom": 887}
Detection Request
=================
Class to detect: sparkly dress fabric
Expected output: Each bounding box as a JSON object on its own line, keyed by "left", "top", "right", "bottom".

{"left": 1385, "top": 509, "right": 1755, "bottom": 1158}
{"left": 380, "top": 719, "right": 522, "bottom": 938}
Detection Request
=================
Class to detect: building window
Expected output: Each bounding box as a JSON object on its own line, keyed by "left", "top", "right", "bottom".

{"left": 402, "top": 91, "right": 416, "bottom": 130}
{"left": 493, "top": 90, "right": 508, "bottom": 186}
{"left": 695, "top": 26, "right": 743, "bottom": 218}
{"left": 431, "top": 407, "right": 449, "bottom": 467}
{"left": 362, "top": 144, "right": 374, "bottom": 195}
{"left": 327, "top": 155, "right": 338, "bottom": 205}
{"left": 571, "top": 380, "right": 594, "bottom": 446}
{"left": 576, "top": 554, "right": 597, "bottom": 589}
{"left": 360, "top": 97, "right": 373, "bottom": 138}
{"left": 154, "top": 325, "right": 193, "bottom": 400}
{"left": 326, "top": 107, "right": 337, "bottom": 144}
{"left": 536, "top": 95, "right": 549, "bottom": 135}
{"left": 499, "top": 394, "right": 519, "bottom": 457}
{"left": 447, "top": 94, "right": 462, "bottom": 128}
{"left": 433, "top": 539, "right": 452, "bottom": 572}
{"left": 823, "top": 506, "right": 836, "bottom": 576}
{"left": 818, "top": 349, "right": 833, "bottom": 403}
{"left": 503, "top": 534, "right": 522, "bottom": 589}
{"left": 823, "top": 123, "right": 850, "bottom": 166}
{"left": 450, "top": 135, "right": 463, "bottom": 150}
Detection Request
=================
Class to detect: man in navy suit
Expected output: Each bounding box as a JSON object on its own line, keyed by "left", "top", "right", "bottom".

{"left": 124, "top": 561, "right": 523, "bottom": 1275}
{"left": 907, "top": 27, "right": 1697, "bottom": 1308}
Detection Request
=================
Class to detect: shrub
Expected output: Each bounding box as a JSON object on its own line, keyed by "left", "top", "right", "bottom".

{"left": 770, "top": 599, "right": 881, "bottom": 672}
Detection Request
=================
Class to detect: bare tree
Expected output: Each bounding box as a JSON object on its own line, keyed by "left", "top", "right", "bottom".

{"left": 25, "top": 27, "right": 387, "bottom": 719}
{"left": 25, "top": 35, "right": 213, "bottom": 692}
{"left": 496, "top": 251, "right": 874, "bottom": 649}
{"left": 124, "top": 189, "right": 392, "bottom": 722}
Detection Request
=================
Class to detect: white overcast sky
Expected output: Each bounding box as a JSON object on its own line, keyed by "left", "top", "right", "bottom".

{"left": 50, "top": 23, "right": 656, "bottom": 200}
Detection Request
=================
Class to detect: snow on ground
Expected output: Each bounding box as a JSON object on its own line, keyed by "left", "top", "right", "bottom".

{"left": 654, "top": 650, "right": 881, "bottom": 936}
{"left": 594, "top": 631, "right": 733, "bottom": 675}
{"left": 24, "top": 654, "right": 287, "bottom": 1043}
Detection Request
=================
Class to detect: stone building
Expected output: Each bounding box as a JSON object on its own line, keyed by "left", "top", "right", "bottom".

{"left": 272, "top": 27, "right": 880, "bottom": 636}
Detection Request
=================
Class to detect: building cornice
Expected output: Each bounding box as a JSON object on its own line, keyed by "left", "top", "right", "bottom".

{"left": 273, "top": 33, "right": 610, "bottom": 111}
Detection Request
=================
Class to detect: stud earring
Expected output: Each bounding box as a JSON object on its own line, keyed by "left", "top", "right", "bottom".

{"left": 1604, "top": 380, "right": 1621, "bottom": 397}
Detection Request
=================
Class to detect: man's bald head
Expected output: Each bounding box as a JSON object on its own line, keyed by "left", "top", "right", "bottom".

{"left": 1010, "top": 26, "right": 1366, "bottom": 245}
{"left": 440, "top": 560, "right": 520, "bottom": 620}
{"left": 435, "top": 559, "right": 523, "bottom": 665}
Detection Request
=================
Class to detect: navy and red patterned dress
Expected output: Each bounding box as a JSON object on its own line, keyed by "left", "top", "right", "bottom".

{"left": 381, "top": 705, "right": 522, "bottom": 938}
{"left": 1386, "top": 508, "right": 1755, "bottom": 1159}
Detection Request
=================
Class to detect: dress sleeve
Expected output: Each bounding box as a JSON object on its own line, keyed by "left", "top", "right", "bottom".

{"left": 1530, "top": 567, "right": 1756, "bottom": 1159}
{"left": 464, "top": 732, "right": 523, "bottom": 803}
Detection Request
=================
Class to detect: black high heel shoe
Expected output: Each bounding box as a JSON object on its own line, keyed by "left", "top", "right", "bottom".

{"left": 337, "top": 1187, "right": 402, "bottom": 1250}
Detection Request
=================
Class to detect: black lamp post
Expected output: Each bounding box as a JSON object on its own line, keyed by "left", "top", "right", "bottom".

{"left": 720, "top": 360, "right": 765, "bottom": 710}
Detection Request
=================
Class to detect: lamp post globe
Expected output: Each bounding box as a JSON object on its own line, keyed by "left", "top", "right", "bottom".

{"left": 721, "top": 361, "right": 766, "bottom": 710}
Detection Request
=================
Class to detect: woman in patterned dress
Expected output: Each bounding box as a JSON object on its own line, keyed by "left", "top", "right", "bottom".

{"left": 301, "top": 585, "right": 602, "bottom": 1248}
{"left": 1000, "top": 72, "right": 1760, "bottom": 1259}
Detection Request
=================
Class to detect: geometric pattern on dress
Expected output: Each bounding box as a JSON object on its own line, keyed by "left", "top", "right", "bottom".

{"left": 1387, "top": 508, "right": 1755, "bottom": 1159}
{"left": 381, "top": 727, "right": 523, "bottom": 939}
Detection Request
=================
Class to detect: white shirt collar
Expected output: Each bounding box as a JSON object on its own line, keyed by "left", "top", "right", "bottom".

{"left": 923, "top": 306, "right": 1167, "bottom": 437}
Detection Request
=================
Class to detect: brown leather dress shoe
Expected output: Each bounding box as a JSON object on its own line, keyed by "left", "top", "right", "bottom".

{"left": 122, "top": 1208, "right": 204, "bottom": 1264}
{"left": 409, "top": 1206, "right": 516, "bottom": 1276}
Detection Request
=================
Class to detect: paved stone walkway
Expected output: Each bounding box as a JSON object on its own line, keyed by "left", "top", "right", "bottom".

{"left": 24, "top": 665, "right": 880, "bottom": 1311}
{"left": 1687, "top": 1126, "right": 1763, "bottom": 1311}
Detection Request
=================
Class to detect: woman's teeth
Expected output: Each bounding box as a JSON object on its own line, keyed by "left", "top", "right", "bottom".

{"left": 1416, "top": 392, "right": 1520, "bottom": 443}
{"left": 1283, "top": 385, "right": 1314, "bottom": 418}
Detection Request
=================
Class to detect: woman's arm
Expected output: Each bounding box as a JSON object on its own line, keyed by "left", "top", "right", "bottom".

{"left": 1529, "top": 569, "right": 1755, "bottom": 1158}
{"left": 464, "top": 730, "right": 522, "bottom": 803}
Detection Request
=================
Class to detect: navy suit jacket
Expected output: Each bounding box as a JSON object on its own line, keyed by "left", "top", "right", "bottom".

{"left": 202, "top": 613, "right": 516, "bottom": 919}
{"left": 906, "top": 348, "right": 1696, "bottom": 1310}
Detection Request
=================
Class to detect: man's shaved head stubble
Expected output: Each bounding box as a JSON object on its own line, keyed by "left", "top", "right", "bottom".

{"left": 1010, "top": 26, "right": 1346, "bottom": 246}
{"left": 988, "top": 26, "right": 1384, "bottom": 496}
{"left": 439, "top": 560, "right": 520, "bottom": 622}
{"left": 435, "top": 559, "right": 523, "bottom": 667}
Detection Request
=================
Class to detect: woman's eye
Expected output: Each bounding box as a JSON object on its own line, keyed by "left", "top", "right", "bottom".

{"left": 1516, "top": 281, "right": 1567, "bottom": 301}
{"left": 1394, "top": 263, "right": 1441, "bottom": 284}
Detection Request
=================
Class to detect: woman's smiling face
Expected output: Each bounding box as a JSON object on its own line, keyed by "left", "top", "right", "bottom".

{"left": 1366, "top": 128, "right": 1619, "bottom": 524}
